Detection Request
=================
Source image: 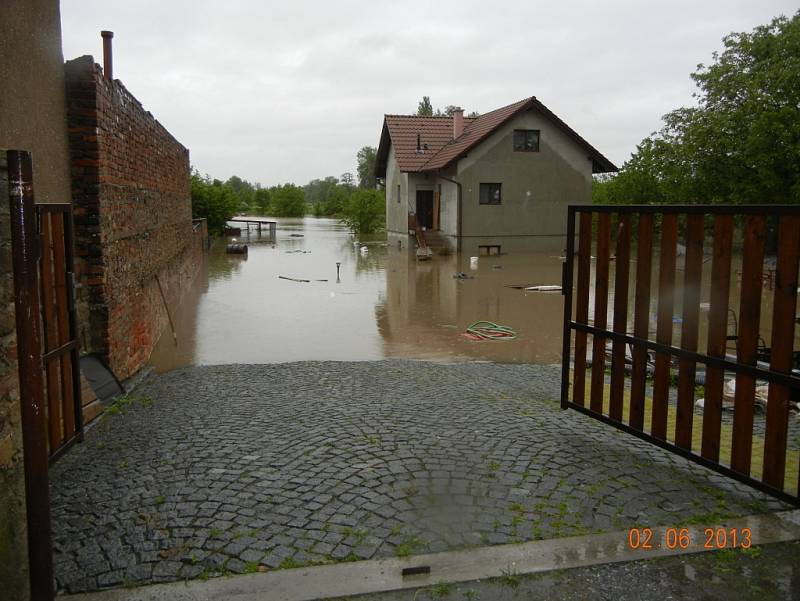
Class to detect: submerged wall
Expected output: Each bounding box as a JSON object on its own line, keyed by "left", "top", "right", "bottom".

{"left": 65, "top": 56, "right": 202, "bottom": 380}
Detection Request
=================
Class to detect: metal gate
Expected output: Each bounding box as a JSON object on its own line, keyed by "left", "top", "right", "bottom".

{"left": 561, "top": 204, "right": 800, "bottom": 506}
{"left": 7, "top": 149, "right": 83, "bottom": 600}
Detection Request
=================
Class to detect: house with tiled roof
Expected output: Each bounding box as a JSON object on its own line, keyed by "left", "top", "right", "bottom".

{"left": 375, "top": 96, "right": 617, "bottom": 253}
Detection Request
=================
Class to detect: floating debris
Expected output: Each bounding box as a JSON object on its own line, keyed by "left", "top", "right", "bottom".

{"left": 226, "top": 244, "right": 248, "bottom": 254}
{"left": 453, "top": 272, "right": 474, "bottom": 280}
{"left": 278, "top": 275, "right": 310, "bottom": 283}
{"left": 525, "top": 285, "right": 561, "bottom": 292}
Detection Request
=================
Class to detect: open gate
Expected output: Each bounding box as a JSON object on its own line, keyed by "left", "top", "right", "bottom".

{"left": 7, "top": 149, "right": 84, "bottom": 600}
{"left": 561, "top": 204, "right": 800, "bottom": 506}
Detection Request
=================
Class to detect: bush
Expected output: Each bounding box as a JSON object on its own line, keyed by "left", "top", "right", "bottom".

{"left": 269, "top": 184, "right": 306, "bottom": 217}
{"left": 340, "top": 188, "right": 385, "bottom": 234}
{"left": 190, "top": 171, "right": 240, "bottom": 234}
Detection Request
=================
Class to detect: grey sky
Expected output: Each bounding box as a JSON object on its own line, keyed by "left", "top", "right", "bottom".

{"left": 60, "top": 0, "right": 796, "bottom": 187}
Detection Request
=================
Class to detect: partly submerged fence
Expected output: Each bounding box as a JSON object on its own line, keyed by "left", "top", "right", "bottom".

{"left": 561, "top": 204, "right": 800, "bottom": 505}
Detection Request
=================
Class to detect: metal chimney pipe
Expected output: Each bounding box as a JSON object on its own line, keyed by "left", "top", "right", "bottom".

{"left": 101, "top": 30, "right": 114, "bottom": 80}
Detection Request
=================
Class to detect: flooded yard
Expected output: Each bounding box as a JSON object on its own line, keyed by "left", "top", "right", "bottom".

{"left": 149, "top": 217, "right": 566, "bottom": 371}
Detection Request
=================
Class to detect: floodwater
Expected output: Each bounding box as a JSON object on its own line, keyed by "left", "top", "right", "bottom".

{"left": 149, "top": 217, "right": 566, "bottom": 371}
{"left": 150, "top": 216, "right": 798, "bottom": 372}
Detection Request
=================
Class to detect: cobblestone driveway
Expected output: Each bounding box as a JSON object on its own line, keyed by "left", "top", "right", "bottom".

{"left": 50, "top": 361, "right": 784, "bottom": 593}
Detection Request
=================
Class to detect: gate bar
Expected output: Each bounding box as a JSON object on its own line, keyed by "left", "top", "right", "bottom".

{"left": 8, "top": 149, "right": 54, "bottom": 601}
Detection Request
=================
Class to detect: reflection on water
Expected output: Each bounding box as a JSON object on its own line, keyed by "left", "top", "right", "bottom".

{"left": 149, "top": 217, "right": 567, "bottom": 371}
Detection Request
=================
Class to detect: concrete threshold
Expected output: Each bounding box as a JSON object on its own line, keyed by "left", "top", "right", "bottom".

{"left": 65, "top": 510, "right": 800, "bottom": 601}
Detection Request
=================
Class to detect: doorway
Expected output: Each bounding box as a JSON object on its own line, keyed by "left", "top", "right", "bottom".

{"left": 416, "top": 190, "right": 434, "bottom": 229}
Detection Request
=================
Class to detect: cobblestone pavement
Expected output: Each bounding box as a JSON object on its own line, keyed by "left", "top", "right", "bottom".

{"left": 50, "top": 361, "right": 786, "bottom": 593}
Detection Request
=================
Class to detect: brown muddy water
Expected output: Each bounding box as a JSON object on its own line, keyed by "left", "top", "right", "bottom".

{"left": 149, "top": 216, "right": 797, "bottom": 372}
{"left": 149, "top": 217, "right": 566, "bottom": 371}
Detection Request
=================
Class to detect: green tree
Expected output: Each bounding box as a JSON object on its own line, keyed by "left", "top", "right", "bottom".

{"left": 340, "top": 172, "right": 355, "bottom": 190}
{"left": 340, "top": 188, "right": 385, "bottom": 234}
{"left": 417, "top": 96, "right": 433, "bottom": 116}
{"left": 356, "top": 146, "right": 378, "bottom": 189}
{"left": 595, "top": 11, "right": 800, "bottom": 205}
{"left": 253, "top": 187, "right": 271, "bottom": 214}
{"left": 190, "top": 170, "right": 240, "bottom": 234}
{"left": 269, "top": 184, "right": 306, "bottom": 217}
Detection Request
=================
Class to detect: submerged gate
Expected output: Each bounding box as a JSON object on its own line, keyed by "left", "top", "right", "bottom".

{"left": 561, "top": 204, "right": 800, "bottom": 506}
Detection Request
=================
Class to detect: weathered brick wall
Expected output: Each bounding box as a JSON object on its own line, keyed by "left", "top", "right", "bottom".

{"left": 0, "top": 157, "right": 31, "bottom": 600}
{"left": 66, "top": 56, "right": 200, "bottom": 380}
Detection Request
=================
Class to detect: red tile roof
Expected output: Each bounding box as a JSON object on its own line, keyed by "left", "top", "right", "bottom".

{"left": 378, "top": 115, "right": 477, "bottom": 173}
{"left": 375, "top": 96, "right": 617, "bottom": 177}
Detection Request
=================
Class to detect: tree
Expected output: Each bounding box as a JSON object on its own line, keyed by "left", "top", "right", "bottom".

{"left": 269, "top": 184, "right": 306, "bottom": 217}
{"left": 225, "top": 175, "right": 256, "bottom": 212}
{"left": 253, "top": 187, "right": 271, "bottom": 214}
{"left": 417, "top": 96, "right": 433, "bottom": 116}
{"left": 190, "top": 170, "right": 240, "bottom": 234}
{"left": 340, "top": 188, "right": 385, "bottom": 234}
{"left": 340, "top": 172, "right": 355, "bottom": 190}
{"left": 356, "top": 146, "right": 378, "bottom": 189}
{"left": 594, "top": 12, "right": 800, "bottom": 205}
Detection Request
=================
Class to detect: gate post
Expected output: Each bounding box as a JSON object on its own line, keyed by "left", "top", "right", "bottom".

{"left": 8, "top": 149, "right": 54, "bottom": 601}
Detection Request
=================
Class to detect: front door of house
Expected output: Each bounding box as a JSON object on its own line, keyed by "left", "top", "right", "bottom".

{"left": 416, "top": 190, "right": 434, "bottom": 229}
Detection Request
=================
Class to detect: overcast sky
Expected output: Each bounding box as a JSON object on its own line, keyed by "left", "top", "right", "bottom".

{"left": 60, "top": 0, "right": 796, "bottom": 187}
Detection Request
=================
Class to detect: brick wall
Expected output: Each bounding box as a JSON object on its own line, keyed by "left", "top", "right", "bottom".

{"left": 65, "top": 56, "right": 202, "bottom": 380}
{"left": 0, "top": 156, "right": 31, "bottom": 600}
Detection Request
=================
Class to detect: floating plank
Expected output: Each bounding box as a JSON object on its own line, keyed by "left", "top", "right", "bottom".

{"left": 731, "top": 216, "right": 766, "bottom": 475}
{"left": 629, "top": 214, "right": 654, "bottom": 430}
{"left": 701, "top": 215, "right": 733, "bottom": 462}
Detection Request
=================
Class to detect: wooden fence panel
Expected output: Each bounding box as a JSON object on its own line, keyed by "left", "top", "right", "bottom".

{"left": 762, "top": 216, "right": 800, "bottom": 488}
{"left": 609, "top": 214, "right": 631, "bottom": 421}
{"left": 629, "top": 214, "right": 653, "bottom": 430}
{"left": 701, "top": 215, "right": 733, "bottom": 461}
{"left": 731, "top": 216, "right": 766, "bottom": 475}
{"left": 590, "top": 213, "right": 611, "bottom": 414}
{"left": 572, "top": 212, "right": 593, "bottom": 407}
{"left": 652, "top": 214, "right": 677, "bottom": 440}
{"left": 562, "top": 204, "right": 800, "bottom": 506}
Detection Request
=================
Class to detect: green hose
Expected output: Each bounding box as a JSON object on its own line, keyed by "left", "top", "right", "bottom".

{"left": 465, "top": 320, "right": 518, "bottom": 341}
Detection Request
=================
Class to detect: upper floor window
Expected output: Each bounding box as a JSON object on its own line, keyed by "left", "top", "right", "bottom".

{"left": 479, "top": 183, "right": 502, "bottom": 205}
{"left": 513, "top": 129, "right": 540, "bottom": 152}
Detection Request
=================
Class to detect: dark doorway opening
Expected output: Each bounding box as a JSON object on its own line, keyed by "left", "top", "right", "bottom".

{"left": 416, "top": 190, "right": 434, "bottom": 229}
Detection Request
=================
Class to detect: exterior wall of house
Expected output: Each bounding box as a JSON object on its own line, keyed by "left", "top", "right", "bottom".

{"left": 0, "top": 0, "right": 73, "bottom": 205}
{"left": 454, "top": 108, "right": 592, "bottom": 251}
{"left": 65, "top": 56, "right": 203, "bottom": 381}
{"left": 385, "top": 146, "right": 409, "bottom": 234}
{"left": 0, "top": 2, "right": 71, "bottom": 597}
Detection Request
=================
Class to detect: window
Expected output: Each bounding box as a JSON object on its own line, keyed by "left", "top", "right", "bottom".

{"left": 479, "top": 245, "right": 501, "bottom": 256}
{"left": 479, "top": 183, "right": 502, "bottom": 205}
{"left": 513, "top": 129, "right": 540, "bottom": 152}
{"left": 396, "top": 184, "right": 400, "bottom": 203}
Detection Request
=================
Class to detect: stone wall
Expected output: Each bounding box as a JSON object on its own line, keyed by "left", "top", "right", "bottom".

{"left": 0, "top": 157, "right": 30, "bottom": 601}
{"left": 65, "top": 56, "right": 202, "bottom": 380}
